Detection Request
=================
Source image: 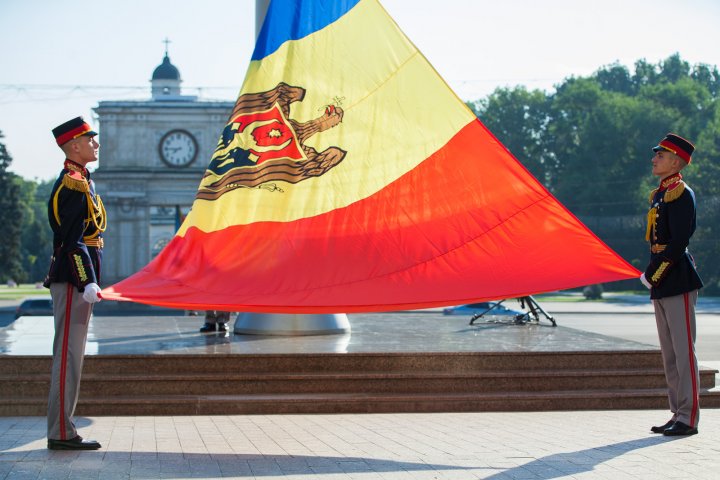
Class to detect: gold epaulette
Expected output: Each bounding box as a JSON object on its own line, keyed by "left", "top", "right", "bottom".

{"left": 648, "top": 188, "right": 658, "bottom": 204}
{"left": 663, "top": 181, "right": 686, "bottom": 203}
{"left": 62, "top": 171, "right": 89, "bottom": 193}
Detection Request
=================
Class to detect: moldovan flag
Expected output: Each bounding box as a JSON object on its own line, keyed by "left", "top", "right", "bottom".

{"left": 102, "top": 0, "right": 640, "bottom": 312}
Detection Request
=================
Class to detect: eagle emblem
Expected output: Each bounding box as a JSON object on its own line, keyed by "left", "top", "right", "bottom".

{"left": 197, "top": 82, "right": 346, "bottom": 200}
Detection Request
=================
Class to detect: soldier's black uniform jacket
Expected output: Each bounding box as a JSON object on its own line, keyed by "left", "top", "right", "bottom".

{"left": 644, "top": 172, "right": 703, "bottom": 299}
{"left": 44, "top": 159, "right": 106, "bottom": 291}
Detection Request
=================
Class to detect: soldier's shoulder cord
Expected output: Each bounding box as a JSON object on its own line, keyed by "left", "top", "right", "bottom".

{"left": 61, "top": 171, "right": 89, "bottom": 193}
{"left": 663, "top": 180, "right": 686, "bottom": 203}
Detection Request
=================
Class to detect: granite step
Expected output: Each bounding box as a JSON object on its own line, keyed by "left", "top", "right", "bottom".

{"left": 3, "top": 368, "right": 717, "bottom": 397}
{"left": 2, "top": 389, "right": 720, "bottom": 416}
{"left": 0, "top": 351, "right": 669, "bottom": 375}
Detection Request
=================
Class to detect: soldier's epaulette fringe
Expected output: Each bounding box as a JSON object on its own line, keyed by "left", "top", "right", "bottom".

{"left": 663, "top": 181, "right": 685, "bottom": 203}
{"left": 62, "top": 172, "right": 89, "bottom": 193}
{"left": 648, "top": 188, "right": 658, "bottom": 204}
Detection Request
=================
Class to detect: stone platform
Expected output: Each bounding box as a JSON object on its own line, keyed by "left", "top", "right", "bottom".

{"left": 1, "top": 309, "right": 718, "bottom": 415}
{"left": 0, "top": 310, "right": 660, "bottom": 356}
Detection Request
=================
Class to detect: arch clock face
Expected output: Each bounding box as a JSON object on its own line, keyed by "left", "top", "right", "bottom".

{"left": 159, "top": 130, "right": 198, "bottom": 167}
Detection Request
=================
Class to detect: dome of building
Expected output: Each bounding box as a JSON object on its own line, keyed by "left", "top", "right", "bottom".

{"left": 152, "top": 55, "right": 181, "bottom": 81}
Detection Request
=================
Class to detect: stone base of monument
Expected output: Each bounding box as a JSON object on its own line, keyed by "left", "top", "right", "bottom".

{"left": 233, "top": 313, "right": 351, "bottom": 336}
{"left": 2, "top": 313, "right": 720, "bottom": 415}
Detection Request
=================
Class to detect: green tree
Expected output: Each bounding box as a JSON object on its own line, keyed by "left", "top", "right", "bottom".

{"left": 549, "top": 75, "right": 684, "bottom": 216}
{"left": 595, "top": 62, "right": 634, "bottom": 95}
{"left": 469, "top": 86, "right": 554, "bottom": 184}
{"left": 689, "top": 102, "right": 720, "bottom": 294}
{"left": 632, "top": 59, "right": 660, "bottom": 89}
{"left": 17, "top": 178, "right": 54, "bottom": 282}
{"left": 690, "top": 63, "right": 720, "bottom": 97}
{"left": 0, "top": 131, "right": 25, "bottom": 282}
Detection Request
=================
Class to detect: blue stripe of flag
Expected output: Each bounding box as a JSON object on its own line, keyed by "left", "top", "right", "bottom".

{"left": 252, "top": 0, "right": 361, "bottom": 60}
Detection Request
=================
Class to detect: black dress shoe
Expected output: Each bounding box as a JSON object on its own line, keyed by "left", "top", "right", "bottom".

{"left": 217, "top": 323, "right": 227, "bottom": 332}
{"left": 48, "top": 435, "right": 101, "bottom": 450}
{"left": 199, "top": 322, "right": 217, "bottom": 333}
{"left": 651, "top": 420, "right": 675, "bottom": 434}
{"left": 663, "top": 421, "right": 698, "bottom": 436}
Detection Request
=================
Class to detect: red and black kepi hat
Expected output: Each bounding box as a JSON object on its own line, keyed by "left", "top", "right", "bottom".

{"left": 652, "top": 133, "right": 694, "bottom": 164}
{"left": 52, "top": 116, "right": 97, "bottom": 146}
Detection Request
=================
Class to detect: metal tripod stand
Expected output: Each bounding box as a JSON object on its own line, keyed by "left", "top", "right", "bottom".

{"left": 469, "top": 295, "right": 556, "bottom": 327}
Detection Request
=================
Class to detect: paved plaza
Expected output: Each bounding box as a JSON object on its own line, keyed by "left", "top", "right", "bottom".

{"left": 1, "top": 410, "right": 719, "bottom": 479}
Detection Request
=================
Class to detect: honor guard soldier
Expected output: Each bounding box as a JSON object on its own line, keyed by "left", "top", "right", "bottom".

{"left": 641, "top": 133, "right": 703, "bottom": 436}
{"left": 44, "top": 116, "right": 106, "bottom": 450}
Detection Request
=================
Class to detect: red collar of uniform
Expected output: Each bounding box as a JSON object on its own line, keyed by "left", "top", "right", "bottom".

{"left": 659, "top": 172, "right": 682, "bottom": 191}
{"left": 64, "top": 159, "right": 88, "bottom": 178}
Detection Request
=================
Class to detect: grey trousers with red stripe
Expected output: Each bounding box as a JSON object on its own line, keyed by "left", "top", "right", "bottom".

{"left": 653, "top": 290, "right": 700, "bottom": 428}
{"left": 47, "top": 282, "right": 93, "bottom": 441}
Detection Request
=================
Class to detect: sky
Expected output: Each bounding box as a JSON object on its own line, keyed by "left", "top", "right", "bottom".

{"left": 1, "top": 0, "right": 719, "bottom": 181}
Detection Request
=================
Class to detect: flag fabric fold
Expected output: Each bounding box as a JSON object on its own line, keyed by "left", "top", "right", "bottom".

{"left": 102, "top": 0, "right": 640, "bottom": 312}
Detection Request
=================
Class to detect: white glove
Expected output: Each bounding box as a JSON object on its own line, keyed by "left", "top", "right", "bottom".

{"left": 639, "top": 273, "right": 652, "bottom": 290}
{"left": 82, "top": 283, "right": 102, "bottom": 303}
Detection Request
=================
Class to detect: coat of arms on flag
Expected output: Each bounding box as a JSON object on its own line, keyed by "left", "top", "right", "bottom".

{"left": 198, "top": 82, "right": 346, "bottom": 199}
